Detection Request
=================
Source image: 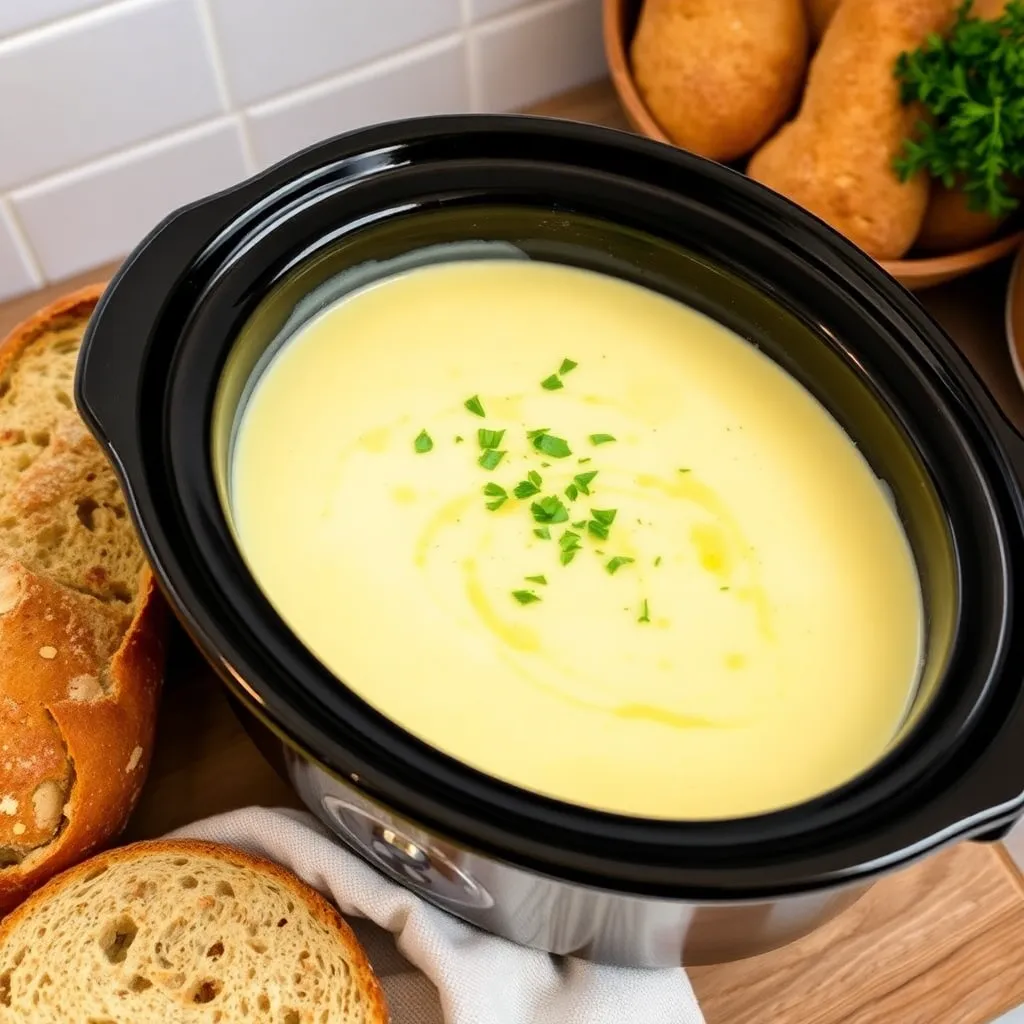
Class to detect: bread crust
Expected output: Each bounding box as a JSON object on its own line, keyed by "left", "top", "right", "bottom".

{"left": 0, "top": 286, "right": 166, "bottom": 915}
{"left": 0, "top": 837, "right": 389, "bottom": 1023}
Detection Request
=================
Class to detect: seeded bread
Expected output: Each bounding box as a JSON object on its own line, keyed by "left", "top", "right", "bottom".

{"left": 0, "top": 838, "right": 389, "bottom": 1023}
{"left": 0, "top": 285, "right": 166, "bottom": 915}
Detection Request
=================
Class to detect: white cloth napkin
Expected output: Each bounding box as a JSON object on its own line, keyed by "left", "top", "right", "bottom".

{"left": 171, "top": 807, "right": 704, "bottom": 1024}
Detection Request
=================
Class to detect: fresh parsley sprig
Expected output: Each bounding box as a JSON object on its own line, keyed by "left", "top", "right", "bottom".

{"left": 894, "top": 0, "right": 1024, "bottom": 217}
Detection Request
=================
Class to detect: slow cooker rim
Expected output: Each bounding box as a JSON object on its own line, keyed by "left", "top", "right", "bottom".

{"left": 77, "top": 114, "right": 1024, "bottom": 898}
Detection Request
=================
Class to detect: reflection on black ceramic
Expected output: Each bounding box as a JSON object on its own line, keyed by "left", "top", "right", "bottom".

{"left": 76, "top": 117, "right": 1024, "bottom": 965}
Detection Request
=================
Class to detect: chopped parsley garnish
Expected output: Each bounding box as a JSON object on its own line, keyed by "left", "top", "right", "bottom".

{"left": 720, "top": 586, "right": 730, "bottom": 591}
{"left": 512, "top": 590, "right": 541, "bottom": 605}
{"left": 638, "top": 599, "right": 651, "bottom": 623}
{"left": 525, "top": 574, "right": 548, "bottom": 585}
{"left": 526, "top": 426, "right": 550, "bottom": 439}
{"left": 588, "top": 520, "right": 610, "bottom": 541}
{"left": 478, "top": 449, "right": 506, "bottom": 471}
{"left": 573, "top": 470, "right": 598, "bottom": 495}
{"left": 414, "top": 430, "right": 433, "bottom": 453}
{"left": 678, "top": 468, "right": 691, "bottom": 473}
{"left": 455, "top": 435, "right": 464, "bottom": 443}
{"left": 654, "top": 556, "right": 662, "bottom": 567}
{"left": 578, "top": 456, "right": 592, "bottom": 464}
{"left": 572, "top": 519, "right": 587, "bottom": 529}
{"left": 564, "top": 483, "right": 579, "bottom": 501}
{"left": 541, "top": 374, "right": 564, "bottom": 391}
{"left": 591, "top": 508, "right": 617, "bottom": 526}
{"left": 478, "top": 428, "right": 505, "bottom": 449}
{"left": 589, "top": 433, "right": 616, "bottom": 446}
{"left": 483, "top": 482, "right": 508, "bottom": 511}
{"left": 464, "top": 395, "right": 486, "bottom": 417}
{"left": 514, "top": 470, "right": 542, "bottom": 499}
{"left": 533, "top": 526, "right": 551, "bottom": 540}
{"left": 531, "top": 495, "right": 569, "bottom": 524}
{"left": 559, "top": 358, "right": 577, "bottom": 375}
{"left": 532, "top": 433, "right": 571, "bottom": 459}
{"left": 559, "top": 529, "right": 582, "bottom": 566}
{"left": 606, "top": 556, "right": 635, "bottom": 575}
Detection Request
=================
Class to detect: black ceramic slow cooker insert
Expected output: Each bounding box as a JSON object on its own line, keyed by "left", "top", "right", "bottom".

{"left": 76, "top": 117, "right": 1024, "bottom": 966}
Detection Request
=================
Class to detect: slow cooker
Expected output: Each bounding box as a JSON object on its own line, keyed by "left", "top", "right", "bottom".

{"left": 76, "top": 116, "right": 1024, "bottom": 967}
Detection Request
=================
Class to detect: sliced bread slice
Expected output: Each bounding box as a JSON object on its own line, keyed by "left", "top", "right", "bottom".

{"left": 0, "top": 838, "right": 388, "bottom": 1023}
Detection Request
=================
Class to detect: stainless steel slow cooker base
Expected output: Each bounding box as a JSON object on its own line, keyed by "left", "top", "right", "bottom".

{"left": 285, "top": 747, "right": 868, "bottom": 967}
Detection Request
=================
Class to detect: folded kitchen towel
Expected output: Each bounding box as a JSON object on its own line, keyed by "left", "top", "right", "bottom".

{"left": 171, "top": 807, "right": 705, "bottom": 1024}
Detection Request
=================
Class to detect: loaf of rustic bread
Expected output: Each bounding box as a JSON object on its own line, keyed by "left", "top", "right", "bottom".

{"left": 0, "top": 285, "right": 166, "bottom": 915}
{"left": 0, "top": 838, "right": 389, "bottom": 1022}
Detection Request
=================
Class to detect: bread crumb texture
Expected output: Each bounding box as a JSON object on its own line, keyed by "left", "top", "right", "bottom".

{"left": 0, "top": 299, "right": 152, "bottom": 874}
{"left": 0, "top": 845, "right": 387, "bottom": 1023}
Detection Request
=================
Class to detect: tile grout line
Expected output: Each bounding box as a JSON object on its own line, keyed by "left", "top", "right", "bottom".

{"left": 459, "top": 0, "right": 483, "bottom": 113}
{"left": 9, "top": 116, "right": 239, "bottom": 200}
{"left": 194, "top": 0, "right": 259, "bottom": 175}
{"left": 0, "top": 0, "right": 163, "bottom": 54}
{"left": 1, "top": 196, "right": 45, "bottom": 287}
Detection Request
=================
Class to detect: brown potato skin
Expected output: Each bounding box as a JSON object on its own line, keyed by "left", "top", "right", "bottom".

{"left": 916, "top": 181, "right": 1007, "bottom": 252}
{"left": 806, "top": 0, "right": 843, "bottom": 40}
{"left": 748, "top": 0, "right": 956, "bottom": 260}
{"left": 913, "top": 0, "right": 1010, "bottom": 253}
{"left": 631, "top": 0, "right": 809, "bottom": 163}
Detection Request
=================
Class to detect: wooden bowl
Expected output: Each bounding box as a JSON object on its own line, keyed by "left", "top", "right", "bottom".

{"left": 603, "top": 0, "right": 1024, "bottom": 291}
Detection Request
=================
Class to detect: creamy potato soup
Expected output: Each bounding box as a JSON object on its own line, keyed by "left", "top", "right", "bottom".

{"left": 230, "top": 259, "right": 923, "bottom": 819}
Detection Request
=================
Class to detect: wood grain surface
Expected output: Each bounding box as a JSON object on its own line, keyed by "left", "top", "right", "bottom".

{"left": 3, "top": 79, "right": 1024, "bottom": 1024}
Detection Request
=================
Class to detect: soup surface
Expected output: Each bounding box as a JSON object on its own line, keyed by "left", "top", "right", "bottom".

{"left": 231, "top": 259, "right": 922, "bottom": 819}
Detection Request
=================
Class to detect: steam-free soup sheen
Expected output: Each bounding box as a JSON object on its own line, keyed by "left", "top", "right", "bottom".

{"left": 231, "top": 260, "right": 922, "bottom": 819}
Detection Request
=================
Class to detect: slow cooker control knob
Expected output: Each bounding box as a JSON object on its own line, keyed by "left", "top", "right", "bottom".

{"left": 321, "top": 796, "right": 493, "bottom": 910}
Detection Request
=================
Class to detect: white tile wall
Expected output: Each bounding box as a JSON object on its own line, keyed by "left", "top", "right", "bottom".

{"left": 0, "top": 0, "right": 605, "bottom": 300}
{"left": 12, "top": 119, "right": 248, "bottom": 280}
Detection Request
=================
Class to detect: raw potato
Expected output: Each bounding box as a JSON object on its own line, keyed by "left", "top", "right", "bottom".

{"left": 748, "top": 0, "right": 957, "bottom": 260}
{"left": 915, "top": 181, "right": 1007, "bottom": 252}
{"left": 914, "top": 0, "right": 1011, "bottom": 253}
{"left": 806, "top": 0, "right": 842, "bottom": 40}
{"left": 631, "top": 0, "right": 809, "bottom": 163}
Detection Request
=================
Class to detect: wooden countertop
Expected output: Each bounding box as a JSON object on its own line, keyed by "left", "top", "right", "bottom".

{"left": 5, "top": 80, "right": 1024, "bottom": 1024}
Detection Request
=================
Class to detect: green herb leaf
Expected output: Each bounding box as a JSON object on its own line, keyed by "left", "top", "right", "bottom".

{"left": 578, "top": 456, "right": 592, "bottom": 464}
{"left": 678, "top": 468, "right": 691, "bottom": 473}
{"left": 541, "top": 374, "right": 564, "bottom": 391}
{"left": 606, "top": 556, "right": 635, "bottom": 575}
{"left": 591, "top": 508, "right": 617, "bottom": 526}
{"left": 564, "top": 483, "right": 579, "bottom": 501}
{"left": 465, "top": 395, "right": 486, "bottom": 417}
{"left": 720, "top": 586, "right": 730, "bottom": 591}
{"left": 560, "top": 549, "right": 578, "bottom": 566}
{"left": 654, "top": 556, "right": 662, "bottom": 567}
{"left": 512, "top": 590, "right": 541, "bottom": 605}
{"left": 559, "top": 358, "right": 577, "bottom": 375}
{"left": 893, "top": 0, "right": 1024, "bottom": 217}
{"left": 525, "top": 575, "right": 548, "bottom": 585}
{"left": 528, "top": 470, "right": 542, "bottom": 487}
{"left": 638, "top": 599, "right": 651, "bottom": 623}
{"left": 587, "top": 520, "right": 609, "bottom": 541}
{"left": 455, "top": 435, "right": 464, "bottom": 443}
{"left": 483, "top": 482, "right": 508, "bottom": 510}
{"left": 414, "top": 430, "right": 433, "bottom": 453}
{"left": 532, "top": 433, "right": 572, "bottom": 459}
{"left": 559, "top": 529, "right": 582, "bottom": 551}
{"left": 533, "top": 526, "right": 552, "bottom": 540}
{"left": 572, "top": 519, "right": 587, "bottom": 529}
{"left": 531, "top": 496, "right": 569, "bottom": 524}
{"left": 478, "top": 449, "right": 506, "bottom": 471}
{"left": 526, "top": 426, "right": 550, "bottom": 439}
{"left": 514, "top": 479, "right": 541, "bottom": 499}
{"left": 589, "top": 433, "right": 616, "bottom": 446}
{"left": 478, "top": 428, "right": 505, "bottom": 449}
{"left": 573, "top": 470, "right": 598, "bottom": 495}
